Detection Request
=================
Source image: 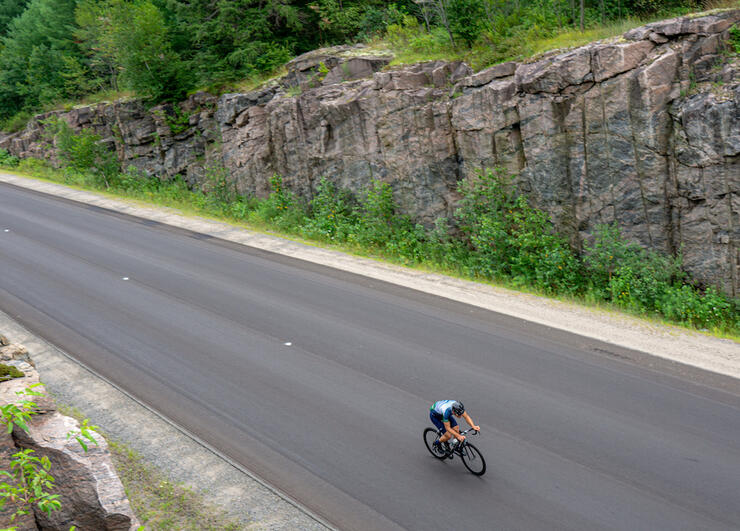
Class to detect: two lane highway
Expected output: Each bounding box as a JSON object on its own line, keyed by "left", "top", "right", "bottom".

{"left": 1, "top": 182, "right": 739, "bottom": 530}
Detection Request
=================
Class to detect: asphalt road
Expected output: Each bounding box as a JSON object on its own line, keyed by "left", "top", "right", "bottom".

{"left": 1, "top": 182, "right": 740, "bottom": 531}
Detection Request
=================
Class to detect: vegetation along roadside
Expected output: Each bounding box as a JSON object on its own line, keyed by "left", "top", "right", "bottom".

{"left": 0, "top": 120, "right": 737, "bottom": 338}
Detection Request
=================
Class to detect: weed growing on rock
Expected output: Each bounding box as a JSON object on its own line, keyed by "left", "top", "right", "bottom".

{"left": 0, "top": 385, "right": 99, "bottom": 527}
{"left": 0, "top": 150, "right": 18, "bottom": 167}
{"left": 0, "top": 364, "right": 24, "bottom": 382}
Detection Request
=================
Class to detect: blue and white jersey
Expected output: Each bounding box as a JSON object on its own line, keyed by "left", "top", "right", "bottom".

{"left": 430, "top": 400, "right": 457, "bottom": 422}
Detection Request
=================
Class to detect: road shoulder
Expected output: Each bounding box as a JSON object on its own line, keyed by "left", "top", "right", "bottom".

{"left": 1, "top": 171, "right": 737, "bottom": 383}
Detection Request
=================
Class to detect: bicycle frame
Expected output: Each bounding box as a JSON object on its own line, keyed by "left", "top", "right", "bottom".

{"left": 436, "top": 427, "right": 478, "bottom": 453}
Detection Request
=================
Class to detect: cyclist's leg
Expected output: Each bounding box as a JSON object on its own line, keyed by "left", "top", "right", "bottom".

{"left": 429, "top": 412, "right": 447, "bottom": 453}
{"left": 439, "top": 416, "right": 458, "bottom": 444}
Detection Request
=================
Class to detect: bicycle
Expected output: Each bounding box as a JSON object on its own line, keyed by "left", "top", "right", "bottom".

{"left": 423, "top": 426, "right": 486, "bottom": 476}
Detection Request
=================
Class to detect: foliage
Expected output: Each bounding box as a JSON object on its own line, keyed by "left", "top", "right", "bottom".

{"left": 0, "top": 449, "right": 61, "bottom": 524}
{"left": 9, "top": 145, "right": 739, "bottom": 333}
{"left": 45, "top": 118, "right": 120, "bottom": 187}
{"left": 250, "top": 174, "right": 307, "bottom": 230}
{"left": 0, "top": 148, "right": 19, "bottom": 167}
{"left": 455, "top": 170, "right": 581, "bottom": 294}
{"left": 76, "top": 0, "right": 188, "bottom": 102}
{"left": 659, "top": 284, "right": 739, "bottom": 329}
{"left": 448, "top": 0, "right": 486, "bottom": 46}
{"left": 0, "top": 111, "right": 32, "bottom": 134}
{"left": 67, "top": 418, "right": 100, "bottom": 453}
{"left": 0, "top": 0, "right": 715, "bottom": 119}
{"left": 300, "top": 177, "right": 357, "bottom": 241}
{"left": 0, "top": 384, "right": 100, "bottom": 527}
{"left": 729, "top": 25, "right": 740, "bottom": 54}
{"left": 0, "top": 384, "right": 44, "bottom": 435}
{"left": 0, "top": 0, "right": 83, "bottom": 118}
{"left": 0, "top": 0, "right": 28, "bottom": 36}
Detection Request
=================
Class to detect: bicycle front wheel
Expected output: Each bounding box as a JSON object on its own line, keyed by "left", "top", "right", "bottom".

{"left": 460, "top": 442, "right": 486, "bottom": 476}
{"left": 423, "top": 428, "right": 447, "bottom": 460}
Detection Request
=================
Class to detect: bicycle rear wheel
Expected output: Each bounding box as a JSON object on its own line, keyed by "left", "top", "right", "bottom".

{"left": 423, "top": 428, "right": 447, "bottom": 460}
{"left": 460, "top": 442, "right": 486, "bottom": 476}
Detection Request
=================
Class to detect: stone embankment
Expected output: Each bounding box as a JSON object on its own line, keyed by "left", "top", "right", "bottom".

{"left": 1, "top": 10, "right": 738, "bottom": 296}
{"left": 0, "top": 334, "right": 138, "bottom": 530}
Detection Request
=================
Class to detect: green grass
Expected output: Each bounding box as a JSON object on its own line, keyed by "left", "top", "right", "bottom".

{"left": 363, "top": 5, "right": 740, "bottom": 73}
{"left": 5, "top": 159, "right": 738, "bottom": 340}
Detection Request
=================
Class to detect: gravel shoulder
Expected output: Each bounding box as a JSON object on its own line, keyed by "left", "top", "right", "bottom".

{"left": 2, "top": 172, "right": 737, "bottom": 380}
{"left": 1, "top": 171, "right": 738, "bottom": 528}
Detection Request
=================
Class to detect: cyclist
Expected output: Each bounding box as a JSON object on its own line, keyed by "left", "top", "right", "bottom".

{"left": 429, "top": 400, "right": 480, "bottom": 455}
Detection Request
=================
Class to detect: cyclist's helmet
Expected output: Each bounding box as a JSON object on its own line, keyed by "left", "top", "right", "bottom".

{"left": 451, "top": 401, "right": 465, "bottom": 415}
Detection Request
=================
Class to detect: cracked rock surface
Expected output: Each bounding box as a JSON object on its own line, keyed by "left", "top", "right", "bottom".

{"left": 1, "top": 10, "right": 738, "bottom": 295}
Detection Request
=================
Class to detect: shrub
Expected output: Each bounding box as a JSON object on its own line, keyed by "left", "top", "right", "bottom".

{"left": 583, "top": 223, "right": 681, "bottom": 311}
{"left": 729, "top": 25, "right": 740, "bottom": 54}
{"left": 300, "top": 177, "right": 357, "bottom": 242}
{"left": 0, "top": 148, "right": 20, "bottom": 167}
{"left": 250, "top": 174, "right": 306, "bottom": 230}
{"left": 45, "top": 118, "right": 119, "bottom": 187}
{"left": 658, "top": 284, "right": 738, "bottom": 330}
{"left": 203, "top": 163, "right": 238, "bottom": 206}
{"left": 0, "top": 111, "right": 32, "bottom": 133}
{"left": 351, "top": 180, "right": 397, "bottom": 248}
{"left": 455, "top": 169, "right": 581, "bottom": 294}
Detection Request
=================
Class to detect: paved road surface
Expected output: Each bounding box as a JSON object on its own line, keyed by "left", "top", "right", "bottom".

{"left": 1, "top": 182, "right": 739, "bottom": 530}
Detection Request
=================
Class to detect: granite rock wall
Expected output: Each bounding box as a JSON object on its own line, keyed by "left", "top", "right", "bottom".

{"left": 1, "top": 10, "right": 738, "bottom": 295}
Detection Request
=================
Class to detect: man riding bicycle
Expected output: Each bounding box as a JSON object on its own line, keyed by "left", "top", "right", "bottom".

{"left": 429, "top": 400, "right": 480, "bottom": 455}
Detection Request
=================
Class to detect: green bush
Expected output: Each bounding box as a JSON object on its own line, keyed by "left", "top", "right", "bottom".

{"left": 658, "top": 285, "right": 738, "bottom": 330}
{"left": 0, "top": 148, "right": 20, "bottom": 167}
{"left": 0, "top": 111, "right": 32, "bottom": 133}
{"left": 455, "top": 170, "right": 581, "bottom": 294}
{"left": 300, "top": 177, "right": 357, "bottom": 242}
{"left": 351, "top": 180, "right": 398, "bottom": 248}
{"left": 45, "top": 118, "right": 119, "bottom": 187}
{"left": 729, "top": 26, "right": 740, "bottom": 55}
{"left": 250, "top": 174, "right": 307, "bottom": 230}
{"left": 583, "top": 223, "right": 682, "bottom": 311}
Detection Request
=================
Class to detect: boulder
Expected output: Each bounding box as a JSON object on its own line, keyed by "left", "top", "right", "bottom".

{"left": 14, "top": 413, "right": 138, "bottom": 531}
{"left": 0, "top": 343, "right": 139, "bottom": 531}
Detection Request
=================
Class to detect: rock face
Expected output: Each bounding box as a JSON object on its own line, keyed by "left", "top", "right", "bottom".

{"left": 0, "top": 341, "right": 138, "bottom": 530}
{"left": 1, "top": 10, "right": 738, "bottom": 295}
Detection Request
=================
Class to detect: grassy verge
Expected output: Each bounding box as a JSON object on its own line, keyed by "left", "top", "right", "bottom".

{"left": 342, "top": 5, "right": 740, "bottom": 72}
{"left": 57, "top": 404, "right": 243, "bottom": 531}
{"left": 3, "top": 151, "right": 738, "bottom": 340}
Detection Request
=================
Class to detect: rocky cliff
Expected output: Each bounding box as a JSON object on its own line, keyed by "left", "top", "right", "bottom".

{"left": 2, "top": 10, "right": 738, "bottom": 296}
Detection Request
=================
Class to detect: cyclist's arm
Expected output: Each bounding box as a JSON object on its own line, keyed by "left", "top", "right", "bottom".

{"left": 462, "top": 412, "right": 481, "bottom": 432}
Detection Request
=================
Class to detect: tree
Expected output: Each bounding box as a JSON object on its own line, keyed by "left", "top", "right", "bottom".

{"left": 76, "top": 0, "right": 188, "bottom": 102}
{"left": 448, "top": 0, "right": 484, "bottom": 47}
{"left": 0, "top": 0, "right": 84, "bottom": 118}
{"left": 0, "top": 0, "right": 29, "bottom": 35}
{"left": 430, "top": 0, "right": 455, "bottom": 45}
